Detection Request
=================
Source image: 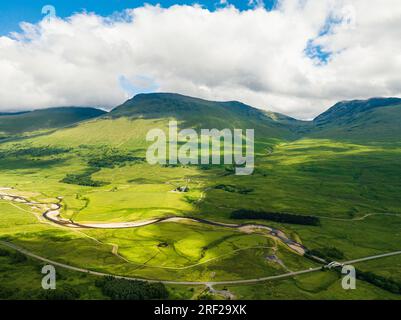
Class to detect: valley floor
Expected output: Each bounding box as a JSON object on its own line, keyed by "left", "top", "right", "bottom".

{"left": 0, "top": 136, "right": 401, "bottom": 299}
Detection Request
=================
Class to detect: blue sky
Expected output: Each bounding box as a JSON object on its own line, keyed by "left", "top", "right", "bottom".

{"left": 1, "top": 1, "right": 397, "bottom": 119}
{"left": 0, "top": 0, "right": 278, "bottom": 35}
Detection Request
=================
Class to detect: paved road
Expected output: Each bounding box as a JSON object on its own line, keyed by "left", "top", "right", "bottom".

{"left": 2, "top": 240, "right": 401, "bottom": 286}
{"left": 344, "top": 250, "right": 401, "bottom": 265}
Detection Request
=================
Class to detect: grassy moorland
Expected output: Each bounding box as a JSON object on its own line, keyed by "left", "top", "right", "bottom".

{"left": 0, "top": 94, "right": 400, "bottom": 300}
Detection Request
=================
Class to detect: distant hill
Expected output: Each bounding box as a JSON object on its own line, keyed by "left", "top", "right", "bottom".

{"left": 0, "top": 111, "right": 29, "bottom": 117}
{"left": 310, "top": 97, "right": 401, "bottom": 142}
{"left": 4, "top": 94, "right": 401, "bottom": 147}
{"left": 18, "top": 93, "right": 303, "bottom": 149}
{"left": 0, "top": 107, "right": 107, "bottom": 135}
{"left": 110, "top": 93, "right": 299, "bottom": 138}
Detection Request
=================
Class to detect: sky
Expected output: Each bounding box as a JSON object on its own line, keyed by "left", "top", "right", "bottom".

{"left": 0, "top": 0, "right": 400, "bottom": 119}
{"left": 0, "top": 0, "right": 278, "bottom": 35}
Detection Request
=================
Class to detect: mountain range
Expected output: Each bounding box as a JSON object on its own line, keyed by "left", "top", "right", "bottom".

{"left": 1, "top": 93, "right": 401, "bottom": 143}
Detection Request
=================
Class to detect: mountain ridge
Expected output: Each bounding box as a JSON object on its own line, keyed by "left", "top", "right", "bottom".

{"left": 0, "top": 106, "right": 107, "bottom": 136}
{"left": 1, "top": 93, "right": 401, "bottom": 143}
{"left": 109, "top": 92, "right": 299, "bottom": 139}
{"left": 314, "top": 97, "right": 401, "bottom": 125}
{"left": 309, "top": 97, "right": 401, "bottom": 141}
{"left": 111, "top": 92, "right": 290, "bottom": 122}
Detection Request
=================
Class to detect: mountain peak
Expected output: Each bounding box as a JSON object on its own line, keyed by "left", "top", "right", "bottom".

{"left": 127, "top": 92, "right": 189, "bottom": 102}
{"left": 314, "top": 97, "right": 401, "bottom": 126}
{"left": 107, "top": 92, "right": 298, "bottom": 138}
{"left": 111, "top": 92, "right": 266, "bottom": 118}
{"left": 120, "top": 92, "right": 253, "bottom": 108}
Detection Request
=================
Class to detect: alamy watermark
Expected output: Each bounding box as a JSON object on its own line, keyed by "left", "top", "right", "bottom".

{"left": 41, "top": 5, "right": 57, "bottom": 22}
{"left": 326, "top": 262, "right": 357, "bottom": 290}
{"left": 342, "top": 265, "right": 356, "bottom": 290}
{"left": 41, "top": 265, "right": 56, "bottom": 290}
{"left": 146, "top": 121, "right": 254, "bottom": 175}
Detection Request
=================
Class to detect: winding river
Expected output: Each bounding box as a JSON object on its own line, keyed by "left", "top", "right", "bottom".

{"left": 0, "top": 188, "right": 306, "bottom": 255}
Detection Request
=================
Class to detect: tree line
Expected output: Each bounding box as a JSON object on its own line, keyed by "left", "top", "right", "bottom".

{"left": 95, "top": 276, "right": 169, "bottom": 300}
{"left": 230, "top": 209, "right": 321, "bottom": 226}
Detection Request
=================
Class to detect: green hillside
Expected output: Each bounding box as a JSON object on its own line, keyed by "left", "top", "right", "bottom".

{"left": 0, "top": 107, "right": 107, "bottom": 137}
{"left": 310, "top": 98, "right": 401, "bottom": 142}
{"left": 21, "top": 93, "right": 302, "bottom": 149}
{"left": 111, "top": 93, "right": 299, "bottom": 138}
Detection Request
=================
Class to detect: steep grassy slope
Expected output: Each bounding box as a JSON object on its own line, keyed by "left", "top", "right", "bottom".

{"left": 110, "top": 93, "right": 299, "bottom": 138}
{"left": 0, "top": 107, "right": 107, "bottom": 136}
{"left": 310, "top": 98, "right": 401, "bottom": 142}
{"left": 21, "top": 93, "right": 303, "bottom": 149}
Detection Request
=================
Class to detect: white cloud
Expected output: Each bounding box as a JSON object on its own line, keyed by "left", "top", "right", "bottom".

{"left": 0, "top": 0, "right": 400, "bottom": 119}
